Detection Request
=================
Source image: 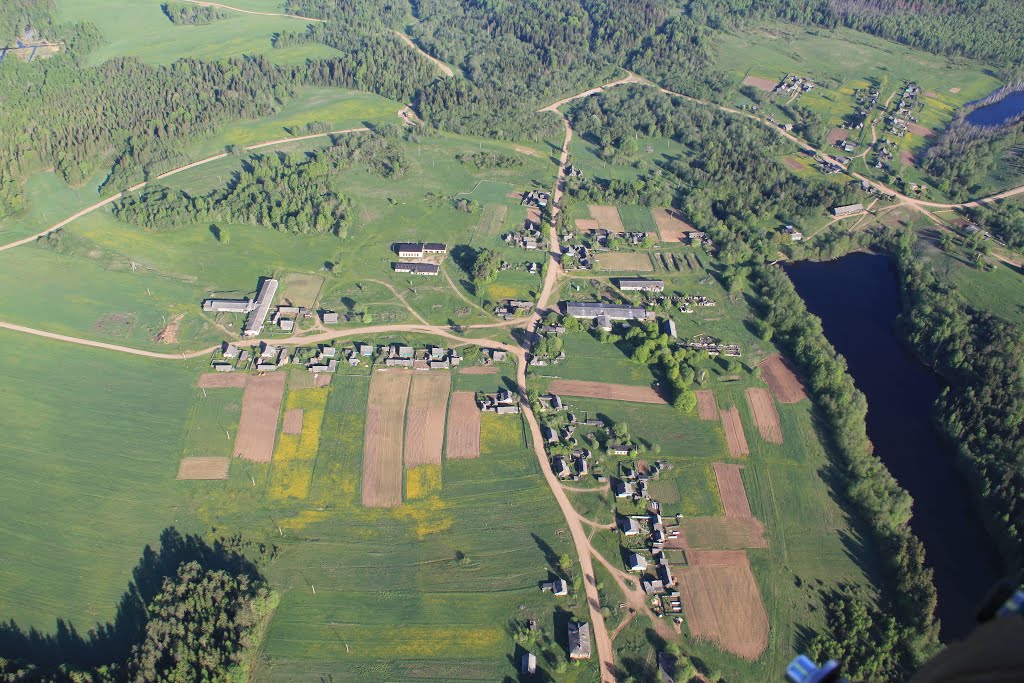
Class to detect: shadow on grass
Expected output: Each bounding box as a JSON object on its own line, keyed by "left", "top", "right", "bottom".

{"left": 0, "top": 527, "right": 269, "bottom": 674}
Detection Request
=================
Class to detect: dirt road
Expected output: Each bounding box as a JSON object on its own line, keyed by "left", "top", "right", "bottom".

{"left": 182, "top": 0, "right": 323, "bottom": 21}
{"left": 391, "top": 30, "right": 454, "bottom": 78}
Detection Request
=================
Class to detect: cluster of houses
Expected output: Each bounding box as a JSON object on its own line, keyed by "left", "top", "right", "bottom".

{"left": 493, "top": 299, "right": 533, "bottom": 319}
{"left": 686, "top": 334, "right": 740, "bottom": 357}
{"left": 561, "top": 243, "right": 593, "bottom": 270}
{"left": 391, "top": 242, "right": 447, "bottom": 277}
{"left": 773, "top": 74, "right": 815, "bottom": 97}
{"left": 886, "top": 82, "right": 924, "bottom": 139}
{"left": 833, "top": 137, "right": 858, "bottom": 156}
{"left": 521, "top": 189, "right": 550, "bottom": 208}
{"left": 202, "top": 277, "right": 279, "bottom": 337}
{"left": 476, "top": 387, "right": 521, "bottom": 414}
{"left": 817, "top": 155, "right": 846, "bottom": 175}
{"left": 589, "top": 228, "right": 650, "bottom": 248}
{"left": 503, "top": 219, "right": 544, "bottom": 250}
{"left": 380, "top": 344, "right": 463, "bottom": 369}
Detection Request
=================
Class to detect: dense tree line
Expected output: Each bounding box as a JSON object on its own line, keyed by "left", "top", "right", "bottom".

{"left": 921, "top": 115, "right": 1024, "bottom": 202}
{"left": 807, "top": 595, "right": 912, "bottom": 681}
{"left": 284, "top": 0, "right": 408, "bottom": 26}
{"left": 160, "top": 1, "right": 227, "bottom": 25}
{"left": 686, "top": 0, "right": 1024, "bottom": 69}
{"left": 275, "top": 21, "right": 439, "bottom": 103}
{"left": 114, "top": 148, "right": 351, "bottom": 236}
{"left": 752, "top": 261, "right": 941, "bottom": 672}
{"left": 0, "top": 0, "right": 53, "bottom": 43}
{"left": 625, "top": 16, "right": 729, "bottom": 99}
{"left": 967, "top": 201, "right": 1024, "bottom": 249}
{"left": 455, "top": 151, "right": 524, "bottom": 169}
{"left": 565, "top": 88, "right": 857, "bottom": 239}
{"left": 886, "top": 229, "right": 1024, "bottom": 568}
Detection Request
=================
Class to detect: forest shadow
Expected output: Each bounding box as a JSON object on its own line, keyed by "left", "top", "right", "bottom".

{"left": 0, "top": 527, "right": 265, "bottom": 673}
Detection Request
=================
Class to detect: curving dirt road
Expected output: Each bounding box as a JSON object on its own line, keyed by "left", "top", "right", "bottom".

{"left": 0, "top": 127, "right": 369, "bottom": 253}
{"left": 182, "top": 0, "right": 324, "bottom": 22}
{"left": 391, "top": 30, "right": 454, "bottom": 78}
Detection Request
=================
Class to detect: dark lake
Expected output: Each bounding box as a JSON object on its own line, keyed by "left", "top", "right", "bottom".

{"left": 784, "top": 252, "right": 1003, "bottom": 640}
{"left": 966, "top": 90, "right": 1024, "bottom": 127}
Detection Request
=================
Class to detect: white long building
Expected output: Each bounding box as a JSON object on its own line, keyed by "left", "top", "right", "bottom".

{"left": 243, "top": 278, "right": 279, "bottom": 337}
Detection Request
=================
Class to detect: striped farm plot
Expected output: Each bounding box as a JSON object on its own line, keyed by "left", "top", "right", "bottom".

{"left": 362, "top": 370, "right": 413, "bottom": 507}
{"left": 404, "top": 372, "right": 452, "bottom": 468}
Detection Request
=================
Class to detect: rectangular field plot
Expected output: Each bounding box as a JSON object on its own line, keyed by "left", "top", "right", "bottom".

{"left": 675, "top": 517, "right": 767, "bottom": 550}
{"left": 446, "top": 391, "right": 481, "bottom": 459}
{"left": 596, "top": 252, "right": 653, "bottom": 272}
{"left": 719, "top": 406, "right": 750, "bottom": 458}
{"left": 362, "top": 370, "right": 412, "bottom": 507}
{"left": 280, "top": 273, "right": 325, "bottom": 308}
{"left": 652, "top": 207, "right": 694, "bottom": 242}
{"left": 677, "top": 550, "right": 769, "bottom": 660}
{"left": 197, "top": 372, "right": 247, "bottom": 388}
{"left": 181, "top": 386, "right": 244, "bottom": 459}
{"left": 233, "top": 373, "right": 286, "bottom": 463}
{"left": 548, "top": 379, "right": 666, "bottom": 404}
{"left": 282, "top": 408, "right": 304, "bottom": 435}
{"left": 617, "top": 206, "right": 658, "bottom": 235}
{"left": 269, "top": 388, "right": 329, "bottom": 500}
{"left": 587, "top": 205, "right": 625, "bottom": 231}
{"left": 760, "top": 354, "right": 807, "bottom": 403}
{"left": 714, "top": 463, "right": 753, "bottom": 518}
{"left": 745, "top": 388, "right": 783, "bottom": 444}
{"left": 404, "top": 373, "right": 452, "bottom": 468}
{"left": 695, "top": 390, "right": 718, "bottom": 420}
{"left": 177, "top": 457, "right": 230, "bottom": 480}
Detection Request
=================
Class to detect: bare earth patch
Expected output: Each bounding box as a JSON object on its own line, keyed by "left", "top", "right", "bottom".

{"left": 177, "top": 457, "right": 230, "bottom": 480}
{"left": 315, "top": 373, "right": 332, "bottom": 387}
{"left": 908, "top": 122, "right": 935, "bottom": 138}
{"left": 404, "top": 372, "right": 452, "bottom": 467}
{"left": 588, "top": 205, "right": 625, "bottom": 231}
{"left": 282, "top": 408, "right": 304, "bottom": 435}
{"left": 459, "top": 365, "right": 498, "bottom": 375}
{"left": 950, "top": 87, "right": 961, "bottom": 94}
{"left": 695, "top": 390, "right": 718, "bottom": 421}
{"left": 719, "top": 406, "right": 750, "bottom": 458}
{"left": 782, "top": 156, "right": 804, "bottom": 171}
{"left": 233, "top": 373, "right": 286, "bottom": 463}
{"left": 677, "top": 550, "right": 769, "bottom": 660}
{"left": 362, "top": 370, "right": 412, "bottom": 507}
{"left": 198, "top": 373, "right": 247, "bottom": 389}
{"left": 745, "top": 388, "right": 782, "bottom": 444}
{"left": 155, "top": 313, "right": 184, "bottom": 344}
{"left": 652, "top": 207, "right": 693, "bottom": 242}
{"left": 446, "top": 391, "right": 482, "bottom": 459}
{"left": 672, "top": 517, "right": 767, "bottom": 549}
{"left": 714, "top": 463, "right": 753, "bottom": 518}
{"left": 900, "top": 149, "right": 916, "bottom": 167}
{"left": 742, "top": 75, "right": 777, "bottom": 92}
{"left": 759, "top": 354, "right": 807, "bottom": 403}
{"left": 826, "top": 127, "right": 849, "bottom": 145}
{"left": 596, "top": 252, "right": 653, "bottom": 272}
{"left": 549, "top": 379, "right": 666, "bottom": 404}
{"left": 575, "top": 218, "right": 600, "bottom": 232}
{"left": 526, "top": 207, "right": 542, "bottom": 224}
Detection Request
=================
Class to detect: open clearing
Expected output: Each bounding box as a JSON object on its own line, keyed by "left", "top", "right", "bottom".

{"left": 759, "top": 354, "right": 808, "bottom": 403}
{"left": 446, "top": 391, "right": 481, "bottom": 459}
{"left": 548, "top": 379, "right": 666, "bottom": 404}
{"left": 745, "top": 388, "right": 783, "bottom": 444}
{"left": 695, "top": 390, "right": 718, "bottom": 420}
{"left": 198, "top": 372, "right": 247, "bottom": 388}
{"left": 588, "top": 205, "right": 625, "bottom": 231}
{"left": 575, "top": 218, "right": 600, "bottom": 232}
{"left": 652, "top": 207, "right": 693, "bottom": 242}
{"left": 742, "top": 75, "right": 777, "bottom": 91}
{"left": 596, "top": 252, "right": 653, "bottom": 272}
{"left": 472, "top": 204, "right": 509, "bottom": 244}
{"left": 714, "top": 463, "right": 753, "bottom": 518}
{"left": 677, "top": 550, "right": 769, "bottom": 660}
{"left": 233, "top": 372, "right": 285, "bottom": 463}
{"left": 719, "top": 406, "right": 750, "bottom": 457}
{"left": 176, "top": 457, "right": 230, "bottom": 480}
{"left": 280, "top": 273, "right": 324, "bottom": 308}
{"left": 674, "top": 517, "right": 767, "bottom": 549}
{"left": 404, "top": 372, "right": 452, "bottom": 467}
{"left": 362, "top": 370, "right": 412, "bottom": 507}
{"left": 826, "top": 128, "right": 849, "bottom": 144}
{"left": 282, "top": 408, "right": 304, "bottom": 435}
{"left": 782, "top": 157, "right": 804, "bottom": 171}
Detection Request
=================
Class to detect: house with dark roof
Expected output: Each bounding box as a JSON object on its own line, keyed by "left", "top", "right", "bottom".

{"left": 618, "top": 278, "right": 664, "bottom": 292}
{"left": 619, "top": 516, "right": 640, "bottom": 535}
{"left": 393, "top": 262, "right": 439, "bottom": 275}
{"left": 394, "top": 242, "right": 425, "bottom": 258}
{"left": 563, "top": 301, "right": 649, "bottom": 321}
{"left": 568, "top": 622, "right": 591, "bottom": 660}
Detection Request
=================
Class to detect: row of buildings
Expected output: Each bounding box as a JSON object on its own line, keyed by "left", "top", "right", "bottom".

{"left": 202, "top": 277, "right": 279, "bottom": 337}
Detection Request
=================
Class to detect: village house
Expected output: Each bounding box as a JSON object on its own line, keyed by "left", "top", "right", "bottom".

{"left": 609, "top": 443, "right": 635, "bottom": 456}
{"left": 628, "top": 552, "right": 647, "bottom": 572}
{"left": 394, "top": 242, "right": 425, "bottom": 258}
{"left": 541, "top": 577, "right": 568, "bottom": 595}
{"left": 321, "top": 310, "right": 339, "bottom": 325}
{"left": 643, "top": 579, "right": 666, "bottom": 594}
{"left": 522, "top": 190, "right": 550, "bottom": 207}
{"left": 615, "top": 481, "right": 635, "bottom": 498}
{"left": 563, "top": 301, "right": 651, "bottom": 321}
{"left": 784, "top": 225, "right": 803, "bottom": 241}
{"left": 203, "top": 298, "right": 252, "bottom": 313}
{"left": 618, "top": 278, "right": 665, "bottom": 292}
{"left": 392, "top": 262, "right": 439, "bottom": 276}
{"left": 212, "top": 361, "right": 233, "bottom": 372}
{"left": 568, "top": 622, "right": 591, "bottom": 660}
{"left": 552, "top": 456, "right": 570, "bottom": 478}
{"left": 309, "top": 359, "right": 338, "bottom": 374}
{"left": 222, "top": 342, "right": 239, "bottom": 358}
{"left": 358, "top": 343, "right": 374, "bottom": 357}
{"left": 661, "top": 318, "right": 677, "bottom": 339}
{"left": 522, "top": 653, "right": 537, "bottom": 675}
{"left": 574, "top": 457, "right": 588, "bottom": 476}
{"left": 619, "top": 516, "right": 640, "bottom": 535}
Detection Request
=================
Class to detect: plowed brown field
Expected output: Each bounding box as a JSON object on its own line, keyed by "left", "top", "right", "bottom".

{"left": 760, "top": 354, "right": 807, "bottom": 403}
{"left": 549, "top": 379, "right": 666, "bottom": 404}
{"left": 233, "top": 373, "right": 285, "bottom": 463}
{"left": 446, "top": 391, "right": 481, "bottom": 459}
{"left": 695, "top": 390, "right": 718, "bottom": 420}
{"left": 362, "top": 370, "right": 412, "bottom": 507}
{"left": 177, "top": 457, "right": 230, "bottom": 480}
{"left": 719, "top": 406, "right": 749, "bottom": 457}
{"left": 714, "top": 463, "right": 753, "bottom": 518}
{"left": 404, "top": 373, "right": 451, "bottom": 467}
{"left": 198, "top": 373, "right": 247, "bottom": 388}
{"left": 745, "top": 388, "right": 782, "bottom": 444}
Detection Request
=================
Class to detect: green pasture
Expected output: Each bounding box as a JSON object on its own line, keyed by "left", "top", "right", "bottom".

{"left": 56, "top": 0, "right": 313, "bottom": 65}
{"left": 181, "top": 387, "right": 243, "bottom": 459}
{"left": 0, "top": 328, "right": 205, "bottom": 631}
{"left": 533, "top": 330, "right": 658, "bottom": 385}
